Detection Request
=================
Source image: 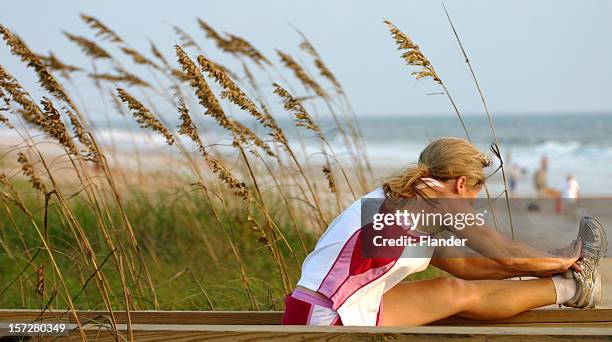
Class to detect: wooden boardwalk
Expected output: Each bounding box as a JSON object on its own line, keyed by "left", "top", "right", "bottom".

{"left": 1, "top": 309, "right": 612, "bottom": 340}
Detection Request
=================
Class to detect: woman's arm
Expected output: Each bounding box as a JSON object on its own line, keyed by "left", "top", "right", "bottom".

{"left": 431, "top": 245, "right": 539, "bottom": 280}
{"left": 427, "top": 197, "right": 581, "bottom": 273}
{"left": 450, "top": 221, "right": 580, "bottom": 273}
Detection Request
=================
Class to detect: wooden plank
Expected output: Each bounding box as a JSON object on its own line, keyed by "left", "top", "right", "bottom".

{"left": 1, "top": 309, "right": 612, "bottom": 326}
{"left": 62, "top": 325, "right": 612, "bottom": 341}
{"left": 0, "top": 310, "right": 283, "bottom": 325}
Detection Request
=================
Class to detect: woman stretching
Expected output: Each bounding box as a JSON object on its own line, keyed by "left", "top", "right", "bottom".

{"left": 282, "top": 137, "right": 606, "bottom": 326}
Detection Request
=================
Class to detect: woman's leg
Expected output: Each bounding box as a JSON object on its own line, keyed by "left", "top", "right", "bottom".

{"left": 381, "top": 277, "right": 556, "bottom": 326}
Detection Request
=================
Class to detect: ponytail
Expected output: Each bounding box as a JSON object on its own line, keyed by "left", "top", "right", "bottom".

{"left": 382, "top": 163, "right": 430, "bottom": 198}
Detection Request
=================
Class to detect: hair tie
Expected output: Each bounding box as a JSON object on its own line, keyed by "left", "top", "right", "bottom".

{"left": 415, "top": 177, "right": 444, "bottom": 190}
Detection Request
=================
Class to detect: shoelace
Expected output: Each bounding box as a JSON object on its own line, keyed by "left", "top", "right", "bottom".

{"left": 575, "top": 258, "right": 595, "bottom": 285}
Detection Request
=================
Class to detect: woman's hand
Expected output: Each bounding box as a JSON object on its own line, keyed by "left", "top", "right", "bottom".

{"left": 531, "top": 261, "right": 579, "bottom": 278}
{"left": 532, "top": 239, "right": 582, "bottom": 277}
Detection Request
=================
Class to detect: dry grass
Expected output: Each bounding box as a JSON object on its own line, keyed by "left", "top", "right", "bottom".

{"left": 0, "top": 15, "right": 455, "bottom": 338}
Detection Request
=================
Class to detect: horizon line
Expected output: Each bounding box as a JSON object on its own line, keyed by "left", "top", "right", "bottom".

{"left": 351, "top": 110, "right": 612, "bottom": 118}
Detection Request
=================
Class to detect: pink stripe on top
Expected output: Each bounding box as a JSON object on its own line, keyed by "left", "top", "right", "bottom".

{"left": 330, "top": 260, "right": 397, "bottom": 310}
{"left": 291, "top": 287, "right": 334, "bottom": 309}
{"left": 316, "top": 230, "right": 360, "bottom": 297}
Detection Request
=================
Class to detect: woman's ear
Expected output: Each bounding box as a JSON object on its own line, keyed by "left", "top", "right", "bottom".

{"left": 455, "top": 176, "right": 467, "bottom": 194}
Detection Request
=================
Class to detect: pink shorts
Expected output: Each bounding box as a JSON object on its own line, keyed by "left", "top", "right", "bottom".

{"left": 282, "top": 288, "right": 342, "bottom": 326}
{"left": 282, "top": 288, "right": 385, "bottom": 325}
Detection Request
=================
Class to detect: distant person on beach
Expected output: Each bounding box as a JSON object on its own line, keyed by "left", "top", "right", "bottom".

{"left": 283, "top": 137, "right": 606, "bottom": 326}
{"left": 533, "top": 155, "right": 548, "bottom": 196}
{"left": 562, "top": 174, "right": 580, "bottom": 202}
{"left": 559, "top": 174, "right": 580, "bottom": 214}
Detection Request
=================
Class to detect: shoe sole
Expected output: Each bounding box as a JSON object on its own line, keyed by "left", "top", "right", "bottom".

{"left": 586, "top": 271, "right": 602, "bottom": 309}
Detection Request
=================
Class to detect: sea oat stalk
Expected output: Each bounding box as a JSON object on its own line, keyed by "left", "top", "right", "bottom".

{"left": 117, "top": 88, "right": 175, "bottom": 145}
{"left": 384, "top": 20, "right": 470, "bottom": 140}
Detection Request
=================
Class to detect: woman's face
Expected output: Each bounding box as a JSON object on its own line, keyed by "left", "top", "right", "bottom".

{"left": 461, "top": 184, "right": 483, "bottom": 200}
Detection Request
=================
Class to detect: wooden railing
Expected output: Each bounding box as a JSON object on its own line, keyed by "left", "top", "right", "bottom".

{"left": 1, "top": 309, "right": 611, "bottom": 340}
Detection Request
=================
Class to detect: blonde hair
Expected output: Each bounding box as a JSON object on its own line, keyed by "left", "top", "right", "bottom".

{"left": 382, "top": 137, "right": 491, "bottom": 198}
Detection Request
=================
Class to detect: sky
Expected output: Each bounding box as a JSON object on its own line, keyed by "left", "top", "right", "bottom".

{"left": 1, "top": 0, "right": 611, "bottom": 117}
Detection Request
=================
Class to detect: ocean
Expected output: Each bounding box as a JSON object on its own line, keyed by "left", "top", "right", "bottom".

{"left": 2, "top": 112, "right": 611, "bottom": 195}
{"left": 351, "top": 113, "right": 612, "bottom": 195}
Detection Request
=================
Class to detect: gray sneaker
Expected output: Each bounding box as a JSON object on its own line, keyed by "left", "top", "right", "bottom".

{"left": 564, "top": 216, "right": 607, "bottom": 308}
{"left": 578, "top": 216, "right": 608, "bottom": 265}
